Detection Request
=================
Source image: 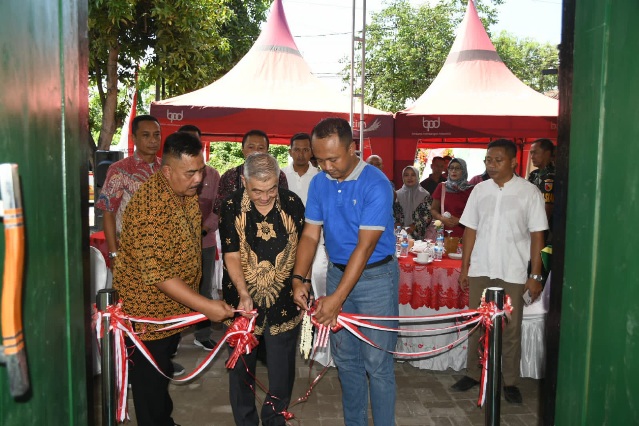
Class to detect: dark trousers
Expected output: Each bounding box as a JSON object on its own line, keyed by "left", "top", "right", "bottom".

{"left": 466, "top": 277, "right": 525, "bottom": 386}
{"left": 195, "top": 245, "right": 217, "bottom": 341}
{"left": 128, "top": 333, "right": 180, "bottom": 426}
{"left": 229, "top": 325, "right": 299, "bottom": 426}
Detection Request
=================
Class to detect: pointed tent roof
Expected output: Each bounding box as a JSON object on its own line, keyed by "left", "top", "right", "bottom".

{"left": 151, "top": 0, "right": 394, "bottom": 175}
{"left": 402, "top": 0, "right": 557, "bottom": 116}
{"left": 393, "top": 0, "right": 558, "bottom": 182}
{"left": 152, "top": 0, "right": 390, "bottom": 117}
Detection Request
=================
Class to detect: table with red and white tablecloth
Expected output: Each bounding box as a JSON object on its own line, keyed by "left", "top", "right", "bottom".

{"left": 396, "top": 254, "right": 547, "bottom": 378}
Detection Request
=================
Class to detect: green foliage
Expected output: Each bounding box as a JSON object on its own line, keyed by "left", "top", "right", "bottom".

{"left": 493, "top": 31, "right": 559, "bottom": 93}
{"left": 88, "top": 0, "right": 271, "bottom": 147}
{"left": 207, "top": 143, "right": 290, "bottom": 175}
{"left": 270, "top": 145, "right": 290, "bottom": 169}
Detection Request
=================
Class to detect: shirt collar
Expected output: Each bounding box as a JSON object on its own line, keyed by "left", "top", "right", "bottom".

{"left": 538, "top": 163, "right": 556, "bottom": 175}
{"left": 490, "top": 173, "right": 517, "bottom": 188}
{"left": 133, "top": 151, "right": 161, "bottom": 168}
{"left": 324, "top": 158, "right": 366, "bottom": 182}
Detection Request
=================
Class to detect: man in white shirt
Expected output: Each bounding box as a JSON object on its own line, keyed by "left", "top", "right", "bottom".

{"left": 451, "top": 139, "right": 548, "bottom": 405}
{"left": 282, "top": 133, "right": 318, "bottom": 205}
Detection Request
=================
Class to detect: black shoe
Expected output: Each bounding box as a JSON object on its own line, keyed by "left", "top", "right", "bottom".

{"left": 194, "top": 338, "right": 217, "bottom": 351}
{"left": 503, "top": 386, "right": 523, "bottom": 404}
{"left": 172, "top": 361, "right": 185, "bottom": 377}
{"left": 451, "top": 376, "right": 480, "bottom": 392}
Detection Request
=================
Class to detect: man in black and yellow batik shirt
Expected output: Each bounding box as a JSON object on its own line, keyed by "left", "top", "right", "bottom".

{"left": 113, "top": 132, "right": 233, "bottom": 426}
{"left": 220, "top": 152, "right": 306, "bottom": 426}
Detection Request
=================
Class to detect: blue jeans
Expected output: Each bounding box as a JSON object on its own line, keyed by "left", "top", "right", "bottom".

{"left": 327, "top": 259, "right": 399, "bottom": 426}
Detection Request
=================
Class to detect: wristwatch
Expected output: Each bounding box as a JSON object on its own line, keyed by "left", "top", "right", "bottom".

{"left": 292, "top": 274, "right": 312, "bottom": 284}
{"left": 528, "top": 274, "right": 543, "bottom": 282}
{"left": 108, "top": 252, "right": 118, "bottom": 259}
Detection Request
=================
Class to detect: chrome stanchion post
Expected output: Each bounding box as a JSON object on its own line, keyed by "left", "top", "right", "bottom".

{"left": 485, "top": 287, "right": 504, "bottom": 426}
{"left": 97, "top": 288, "right": 118, "bottom": 426}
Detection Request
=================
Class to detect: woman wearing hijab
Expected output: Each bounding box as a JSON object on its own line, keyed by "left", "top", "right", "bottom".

{"left": 394, "top": 166, "right": 433, "bottom": 240}
{"left": 430, "top": 158, "right": 474, "bottom": 239}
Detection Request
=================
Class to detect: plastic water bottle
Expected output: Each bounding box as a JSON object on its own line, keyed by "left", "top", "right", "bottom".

{"left": 400, "top": 229, "right": 408, "bottom": 245}
{"left": 395, "top": 226, "right": 402, "bottom": 257}
{"left": 435, "top": 232, "right": 444, "bottom": 261}
{"left": 399, "top": 242, "right": 409, "bottom": 258}
{"left": 434, "top": 244, "right": 443, "bottom": 261}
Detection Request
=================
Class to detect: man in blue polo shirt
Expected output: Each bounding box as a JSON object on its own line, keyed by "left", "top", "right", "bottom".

{"left": 292, "top": 117, "right": 398, "bottom": 426}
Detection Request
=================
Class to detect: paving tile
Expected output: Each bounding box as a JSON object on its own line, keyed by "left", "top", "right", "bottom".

{"left": 430, "top": 417, "right": 454, "bottom": 426}
{"left": 93, "top": 328, "right": 540, "bottom": 426}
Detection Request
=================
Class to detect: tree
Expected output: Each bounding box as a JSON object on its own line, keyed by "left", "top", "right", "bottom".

{"left": 208, "top": 143, "right": 289, "bottom": 175}
{"left": 89, "top": 0, "right": 270, "bottom": 151}
{"left": 492, "top": 31, "right": 559, "bottom": 93}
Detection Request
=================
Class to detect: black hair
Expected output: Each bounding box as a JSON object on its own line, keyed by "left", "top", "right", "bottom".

{"left": 290, "top": 132, "right": 311, "bottom": 148}
{"left": 132, "top": 115, "right": 160, "bottom": 135}
{"left": 178, "top": 124, "right": 202, "bottom": 137}
{"left": 487, "top": 139, "right": 518, "bottom": 159}
{"left": 311, "top": 117, "right": 352, "bottom": 147}
{"left": 532, "top": 138, "right": 555, "bottom": 156}
{"left": 431, "top": 156, "right": 445, "bottom": 164}
{"left": 162, "top": 131, "right": 202, "bottom": 165}
{"left": 241, "top": 129, "right": 269, "bottom": 148}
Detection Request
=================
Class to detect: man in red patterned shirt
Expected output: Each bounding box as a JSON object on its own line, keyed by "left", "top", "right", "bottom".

{"left": 96, "top": 115, "right": 162, "bottom": 260}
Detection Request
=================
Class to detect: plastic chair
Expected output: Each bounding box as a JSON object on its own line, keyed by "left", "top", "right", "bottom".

{"left": 90, "top": 246, "right": 112, "bottom": 375}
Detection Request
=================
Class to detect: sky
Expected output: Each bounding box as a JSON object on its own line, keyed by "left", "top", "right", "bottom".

{"left": 282, "top": 0, "right": 562, "bottom": 94}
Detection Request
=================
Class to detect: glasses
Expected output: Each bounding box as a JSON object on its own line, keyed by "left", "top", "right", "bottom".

{"left": 448, "top": 166, "right": 463, "bottom": 172}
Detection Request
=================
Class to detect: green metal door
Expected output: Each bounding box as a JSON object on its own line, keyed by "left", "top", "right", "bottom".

{"left": 0, "top": 0, "right": 90, "bottom": 424}
{"left": 556, "top": 0, "right": 639, "bottom": 423}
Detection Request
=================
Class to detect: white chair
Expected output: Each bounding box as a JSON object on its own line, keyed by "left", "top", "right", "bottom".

{"left": 90, "top": 246, "right": 112, "bottom": 375}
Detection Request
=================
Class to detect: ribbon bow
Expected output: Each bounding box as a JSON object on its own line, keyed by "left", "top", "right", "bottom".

{"left": 225, "top": 314, "right": 259, "bottom": 369}
{"left": 476, "top": 295, "right": 513, "bottom": 407}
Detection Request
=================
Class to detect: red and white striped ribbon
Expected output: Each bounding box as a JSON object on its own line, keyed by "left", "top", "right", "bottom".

{"left": 93, "top": 303, "right": 257, "bottom": 422}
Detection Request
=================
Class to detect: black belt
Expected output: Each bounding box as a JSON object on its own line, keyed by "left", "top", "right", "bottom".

{"left": 332, "top": 255, "right": 393, "bottom": 272}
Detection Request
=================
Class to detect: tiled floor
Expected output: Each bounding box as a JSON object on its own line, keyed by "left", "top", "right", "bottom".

{"left": 93, "top": 327, "right": 541, "bottom": 425}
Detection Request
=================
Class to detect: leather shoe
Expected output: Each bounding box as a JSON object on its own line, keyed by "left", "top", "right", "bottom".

{"left": 451, "top": 376, "right": 480, "bottom": 392}
{"left": 503, "top": 386, "right": 523, "bottom": 404}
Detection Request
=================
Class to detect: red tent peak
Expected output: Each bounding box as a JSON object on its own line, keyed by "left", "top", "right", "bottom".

{"left": 252, "top": 0, "right": 301, "bottom": 55}
{"left": 445, "top": 0, "right": 501, "bottom": 65}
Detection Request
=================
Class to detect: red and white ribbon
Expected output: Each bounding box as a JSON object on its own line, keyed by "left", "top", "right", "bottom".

{"left": 92, "top": 303, "right": 257, "bottom": 422}
{"left": 93, "top": 294, "right": 512, "bottom": 422}
{"left": 305, "top": 296, "right": 512, "bottom": 408}
{"left": 475, "top": 294, "right": 513, "bottom": 407}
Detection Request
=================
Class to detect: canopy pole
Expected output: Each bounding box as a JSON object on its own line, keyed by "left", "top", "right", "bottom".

{"left": 350, "top": 0, "right": 366, "bottom": 153}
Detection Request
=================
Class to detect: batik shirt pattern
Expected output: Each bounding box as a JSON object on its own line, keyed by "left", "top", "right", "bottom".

{"left": 95, "top": 153, "right": 161, "bottom": 235}
{"left": 113, "top": 172, "right": 201, "bottom": 341}
{"left": 220, "top": 188, "right": 304, "bottom": 336}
